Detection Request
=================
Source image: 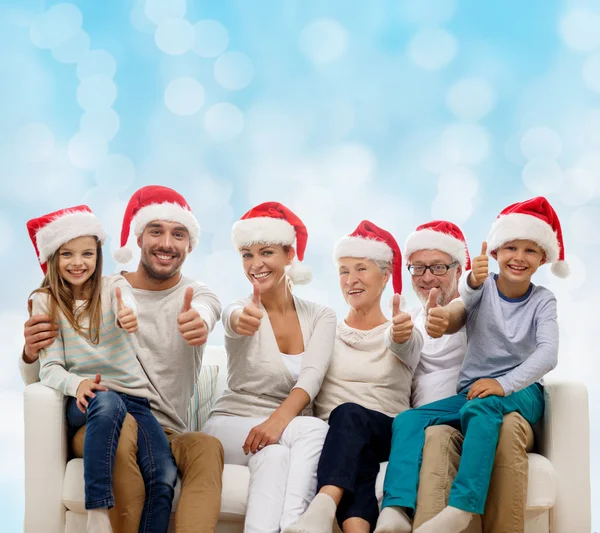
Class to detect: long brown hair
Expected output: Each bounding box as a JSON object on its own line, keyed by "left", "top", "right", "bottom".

{"left": 30, "top": 238, "right": 104, "bottom": 344}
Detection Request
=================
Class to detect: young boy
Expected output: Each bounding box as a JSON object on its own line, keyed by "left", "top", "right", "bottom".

{"left": 374, "top": 197, "right": 567, "bottom": 533}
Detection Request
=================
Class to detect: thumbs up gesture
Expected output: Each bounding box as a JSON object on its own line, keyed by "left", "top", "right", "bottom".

{"left": 116, "top": 287, "right": 138, "bottom": 333}
{"left": 391, "top": 293, "right": 414, "bottom": 344}
{"left": 178, "top": 286, "right": 208, "bottom": 346}
{"left": 468, "top": 242, "right": 489, "bottom": 289}
{"left": 425, "top": 288, "right": 450, "bottom": 338}
{"left": 234, "top": 282, "right": 264, "bottom": 336}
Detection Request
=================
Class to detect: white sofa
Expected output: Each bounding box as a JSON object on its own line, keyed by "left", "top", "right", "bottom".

{"left": 23, "top": 346, "right": 592, "bottom": 533}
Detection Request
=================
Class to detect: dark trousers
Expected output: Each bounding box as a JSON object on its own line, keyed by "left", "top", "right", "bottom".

{"left": 317, "top": 403, "right": 394, "bottom": 532}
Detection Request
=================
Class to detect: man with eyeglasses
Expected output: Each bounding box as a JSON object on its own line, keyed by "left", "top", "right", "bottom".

{"left": 380, "top": 221, "right": 534, "bottom": 533}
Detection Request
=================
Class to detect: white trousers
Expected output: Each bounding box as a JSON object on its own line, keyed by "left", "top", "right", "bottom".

{"left": 203, "top": 415, "right": 329, "bottom": 533}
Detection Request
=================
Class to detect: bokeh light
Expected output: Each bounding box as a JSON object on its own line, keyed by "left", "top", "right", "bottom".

{"left": 164, "top": 76, "right": 205, "bottom": 115}
{"left": 192, "top": 20, "right": 229, "bottom": 58}
{"left": 214, "top": 52, "right": 255, "bottom": 90}
{"left": 298, "top": 19, "right": 349, "bottom": 65}
{"left": 407, "top": 28, "right": 458, "bottom": 71}
{"left": 155, "top": 18, "right": 194, "bottom": 55}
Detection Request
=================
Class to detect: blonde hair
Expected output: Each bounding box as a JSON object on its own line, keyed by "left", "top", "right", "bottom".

{"left": 30, "top": 238, "right": 104, "bottom": 344}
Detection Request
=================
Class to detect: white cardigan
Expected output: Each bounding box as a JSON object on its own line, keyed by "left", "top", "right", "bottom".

{"left": 210, "top": 294, "right": 337, "bottom": 419}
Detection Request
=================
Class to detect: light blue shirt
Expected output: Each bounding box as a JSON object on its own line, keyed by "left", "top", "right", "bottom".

{"left": 457, "top": 273, "right": 558, "bottom": 396}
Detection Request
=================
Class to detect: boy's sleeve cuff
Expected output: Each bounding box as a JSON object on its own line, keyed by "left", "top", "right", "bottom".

{"left": 496, "top": 376, "right": 513, "bottom": 396}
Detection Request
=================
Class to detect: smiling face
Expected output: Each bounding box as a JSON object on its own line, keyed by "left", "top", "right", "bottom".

{"left": 492, "top": 239, "right": 546, "bottom": 283}
{"left": 240, "top": 243, "right": 294, "bottom": 293}
{"left": 409, "top": 249, "right": 462, "bottom": 307}
{"left": 338, "top": 257, "right": 390, "bottom": 311}
{"left": 138, "top": 220, "right": 191, "bottom": 281}
{"left": 57, "top": 236, "right": 98, "bottom": 296}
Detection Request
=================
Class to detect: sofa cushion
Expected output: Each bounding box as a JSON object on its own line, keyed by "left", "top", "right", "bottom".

{"left": 187, "top": 364, "right": 220, "bottom": 431}
{"left": 63, "top": 458, "right": 249, "bottom": 521}
{"left": 63, "top": 451, "right": 556, "bottom": 516}
{"left": 373, "top": 453, "right": 556, "bottom": 511}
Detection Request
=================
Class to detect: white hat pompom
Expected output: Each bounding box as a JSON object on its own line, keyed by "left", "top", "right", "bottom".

{"left": 551, "top": 260, "right": 570, "bottom": 278}
{"left": 113, "top": 246, "right": 133, "bottom": 264}
{"left": 287, "top": 258, "right": 312, "bottom": 285}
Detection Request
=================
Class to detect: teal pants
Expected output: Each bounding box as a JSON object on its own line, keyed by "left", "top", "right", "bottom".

{"left": 382, "top": 383, "right": 544, "bottom": 514}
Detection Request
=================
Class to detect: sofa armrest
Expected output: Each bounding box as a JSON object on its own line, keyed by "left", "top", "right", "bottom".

{"left": 24, "top": 383, "right": 68, "bottom": 533}
{"left": 538, "top": 379, "right": 591, "bottom": 533}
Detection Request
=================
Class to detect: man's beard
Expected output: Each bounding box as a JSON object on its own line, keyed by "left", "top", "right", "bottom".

{"left": 415, "top": 274, "right": 458, "bottom": 308}
{"left": 140, "top": 249, "right": 183, "bottom": 281}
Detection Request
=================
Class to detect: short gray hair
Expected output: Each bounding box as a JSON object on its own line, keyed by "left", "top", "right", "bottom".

{"left": 373, "top": 259, "right": 392, "bottom": 276}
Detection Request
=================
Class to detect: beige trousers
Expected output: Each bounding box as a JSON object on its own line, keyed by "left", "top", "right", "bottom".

{"left": 413, "top": 412, "right": 535, "bottom": 533}
{"left": 72, "top": 414, "right": 225, "bottom": 533}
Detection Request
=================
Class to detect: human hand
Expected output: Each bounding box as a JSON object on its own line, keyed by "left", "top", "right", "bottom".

{"left": 178, "top": 287, "right": 208, "bottom": 346}
{"left": 467, "top": 378, "right": 505, "bottom": 400}
{"left": 76, "top": 376, "right": 108, "bottom": 413}
{"left": 234, "top": 282, "right": 264, "bottom": 336}
{"left": 425, "top": 288, "right": 450, "bottom": 338}
{"left": 116, "top": 287, "right": 138, "bottom": 333}
{"left": 391, "top": 293, "right": 414, "bottom": 344}
{"left": 242, "top": 416, "right": 286, "bottom": 455}
{"left": 23, "top": 300, "right": 59, "bottom": 362}
{"left": 468, "top": 242, "right": 488, "bottom": 289}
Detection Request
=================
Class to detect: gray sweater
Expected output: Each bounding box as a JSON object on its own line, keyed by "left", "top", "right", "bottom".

{"left": 20, "top": 274, "right": 222, "bottom": 432}
{"left": 458, "top": 273, "right": 558, "bottom": 396}
{"left": 210, "top": 295, "right": 337, "bottom": 419}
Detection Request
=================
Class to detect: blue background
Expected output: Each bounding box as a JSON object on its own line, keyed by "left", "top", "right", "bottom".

{"left": 0, "top": 0, "right": 599, "bottom": 531}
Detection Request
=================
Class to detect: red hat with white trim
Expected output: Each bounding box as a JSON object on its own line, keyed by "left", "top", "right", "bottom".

{"left": 404, "top": 220, "right": 471, "bottom": 270}
{"left": 231, "top": 201, "right": 312, "bottom": 285}
{"left": 486, "top": 196, "right": 569, "bottom": 278}
{"left": 334, "top": 220, "right": 403, "bottom": 295}
{"left": 27, "top": 205, "right": 107, "bottom": 274}
{"left": 114, "top": 185, "right": 200, "bottom": 263}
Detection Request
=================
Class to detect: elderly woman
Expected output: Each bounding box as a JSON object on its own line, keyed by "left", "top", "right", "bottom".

{"left": 203, "top": 202, "right": 337, "bottom": 533}
{"left": 284, "top": 221, "right": 422, "bottom": 533}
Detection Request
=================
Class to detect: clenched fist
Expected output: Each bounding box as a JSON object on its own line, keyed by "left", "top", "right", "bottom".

{"left": 390, "top": 293, "right": 414, "bottom": 344}
{"left": 234, "top": 283, "right": 264, "bottom": 336}
{"left": 178, "top": 287, "right": 208, "bottom": 346}
{"left": 116, "top": 287, "right": 138, "bottom": 333}
{"left": 468, "top": 241, "right": 489, "bottom": 289}
{"left": 425, "top": 288, "right": 450, "bottom": 338}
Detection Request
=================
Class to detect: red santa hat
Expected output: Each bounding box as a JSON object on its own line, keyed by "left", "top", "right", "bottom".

{"left": 334, "top": 220, "right": 403, "bottom": 295}
{"left": 404, "top": 220, "right": 471, "bottom": 270}
{"left": 232, "top": 201, "right": 312, "bottom": 285}
{"left": 486, "top": 196, "right": 569, "bottom": 278}
{"left": 114, "top": 185, "right": 200, "bottom": 263}
{"left": 27, "top": 205, "right": 107, "bottom": 274}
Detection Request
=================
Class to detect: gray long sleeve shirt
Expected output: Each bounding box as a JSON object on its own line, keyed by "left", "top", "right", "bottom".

{"left": 457, "top": 273, "right": 558, "bottom": 396}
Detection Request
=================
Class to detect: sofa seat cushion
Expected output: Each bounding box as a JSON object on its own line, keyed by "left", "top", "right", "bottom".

{"left": 373, "top": 453, "right": 557, "bottom": 511}
{"left": 63, "top": 459, "right": 249, "bottom": 521}
{"left": 63, "top": 451, "right": 556, "bottom": 517}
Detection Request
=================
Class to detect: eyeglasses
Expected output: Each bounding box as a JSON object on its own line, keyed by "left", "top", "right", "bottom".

{"left": 407, "top": 261, "right": 458, "bottom": 277}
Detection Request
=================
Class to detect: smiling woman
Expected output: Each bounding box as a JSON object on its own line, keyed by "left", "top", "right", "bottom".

{"left": 285, "top": 220, "right": 421, "bottom": 533}
{"left": 202, "top": 201, "right": 337, "bottom": 533}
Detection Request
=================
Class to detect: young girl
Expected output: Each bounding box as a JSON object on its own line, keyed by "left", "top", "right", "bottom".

{"left": 27, "top": 205, "right": 177, "bottom": 533}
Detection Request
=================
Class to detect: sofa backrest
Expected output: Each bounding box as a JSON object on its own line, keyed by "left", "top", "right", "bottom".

{"left": 203, "top": 345, "right": 228, "bottom": 398}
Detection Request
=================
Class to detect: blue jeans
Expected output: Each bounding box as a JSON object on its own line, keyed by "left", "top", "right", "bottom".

{"left": 67, "top": 391, "right": 178, "bottom": 533}
{"left": 382, "top": 383, "right": 544, "bottom": 515}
